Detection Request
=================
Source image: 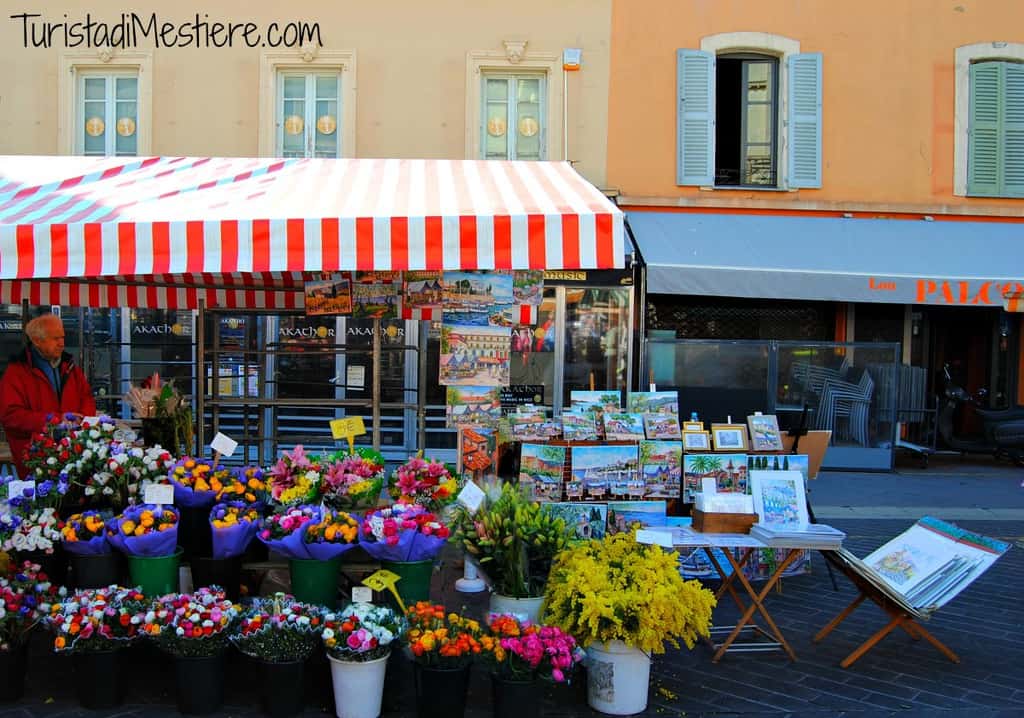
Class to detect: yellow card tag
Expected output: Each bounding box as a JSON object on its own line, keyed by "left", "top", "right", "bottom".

{"left": 362, "top": 569, "right": 405, "bottom": 613}
{"left": 330, "top": 417, "right": 367, "bottom": 440}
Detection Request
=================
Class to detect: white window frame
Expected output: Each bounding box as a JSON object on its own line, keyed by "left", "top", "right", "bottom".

{"left": 479, "top": 72, "right": 548, "bottom": 160}
{"left": 699, "top": 32, "right": 800, "bottom": 191}
{"left": 275, "top": 71, "right": 343, "bottom": 158}
{"left": 58, "top": 50, "right": 152, "bottom": 156}
{"left": 465, "top": 46, "right": 562, "bottom": 160}
{"left": 954, "top": 42, "right": 1024, "bottom": 197}
{"left": 258, "top": 49, "right": 356, "bottom": 158}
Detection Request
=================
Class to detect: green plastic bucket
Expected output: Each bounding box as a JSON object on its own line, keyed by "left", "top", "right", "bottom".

{"left": 289, "top": 557, "right": 341, "bottom": 608}
{"left": 127, "top": 547, "right": 183, "bottom": 598}
{"left": 381, "top": 559, "right": 434, "bottom": 608}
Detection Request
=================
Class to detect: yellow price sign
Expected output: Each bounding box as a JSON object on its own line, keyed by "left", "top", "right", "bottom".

{"left": 362, "top": 569, "right": 405, "bottom": 613}
{"left": 330, "top": 416, "right": 367, "bottom": 453}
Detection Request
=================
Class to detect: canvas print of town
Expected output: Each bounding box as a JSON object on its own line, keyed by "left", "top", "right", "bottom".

{"left": 626, "top": 391, "right": 679, "bottom": 414}
{"left": 682, "top": 453, "right": 748, "bottom": 501}
{"left": 445, "top": 385, "right": 502, "bottom": 428}
{"left": 561, "top": 411, "right": 599, "bottom": 441}
{"left": 402, "top": 271, "right": 443, "bottom": 316}
{"left": 571, "top": 444, "right": 639, "bottom": 500}
{"left": 513, "top": 270, "right": 544, "bottom": 305}
{"left": 519, "top": 443, "right": 567, "bottom": 502}
{"left": 443, "top": 270, "right": 514, "bottom": 326}
{"left": 644, "top": 413, "right": 681, "bottom": 439}
{"left": 602, "top": 412, "right": 645, "bottom": 441}
{"left": 543, "top": 502, "right": 608, "bottom": 543}
{"left": 640, "top": 440, "right": 682, "bottom": 499}
{"left": 570, "top": 391, "right": 622, "bottom": 413}
{"left": 352, "top": 272, "right": 399, "bottom": 319}
{"left": 439, "top": 324, "right": 511, "bottom": 386}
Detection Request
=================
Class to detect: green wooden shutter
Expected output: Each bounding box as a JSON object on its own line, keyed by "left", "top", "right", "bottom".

{"left": 1003, "top": 63, "right": 1024, "bottom": 196}
{"left": 677, "top": 49, "right": 714, "bottom": 186}
{"left": 786, "top": 52, "right": 822, "bottom": 189}
{"left": 968, "top": 62, "right": 1001, "bottom": 196}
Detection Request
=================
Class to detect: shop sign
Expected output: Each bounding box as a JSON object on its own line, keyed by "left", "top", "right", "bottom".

{"left": 866, "top": 277, "right": 1024, "bottom": 306}
{"left": 0, "top": 319, "right": 23, "bottom": 331}
{"left": 543, "top": 269, "right": 633, "bottom": 287}
{"left": 278, "top": 326, "right": 335, "bottom": 340}
{"left": 500, "top": 385, "right": 545, "bottom": 410}
{"left": 132, "top": 322, "right": 191, "bottom": 338}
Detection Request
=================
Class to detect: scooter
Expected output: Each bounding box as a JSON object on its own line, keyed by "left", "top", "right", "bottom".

{"left": 937, "top": 364, "right": 1024, "bottom": 465}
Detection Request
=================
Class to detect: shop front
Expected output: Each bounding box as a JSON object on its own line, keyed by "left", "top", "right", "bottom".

{"left": 629, "top": 210, "right": 1024, "bottom": 470}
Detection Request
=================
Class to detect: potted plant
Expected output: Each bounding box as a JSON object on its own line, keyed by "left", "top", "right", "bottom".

{"left": 358, "top": 504, "right": 449, "bottom": 606}
{"left": 405, "top": 602, "right": 482, "bottom": 718}
{"left": 0, "top": 561, "right": 65, "bottom": 702}
{"left": 124, "top": 373, "right": 194, "bottom": 456}
{"left": 451, "top": 483, "right": 570, "bottom": 623}
{"left": 106, "top": 504, "right": 181, "bottom": 597}
{"left": 543, "top": 532, "right": 717, "bottom": 715}
{"left": 140, "top": 587, "right": 241, "bottom": 714}
{"left": 230, "top": 594, "right": 326, "bottom": 717}
{"left": 47, "top": 585, "right": 148, "bottom": 708}
{"left": 480, "top": 614, "right": 584, "bottom": 718}
{"left": 60, "top": 510, "right": 123, "bottom": 588}
{"left": 322, "top": 602, "right": 404, "bottom": 718}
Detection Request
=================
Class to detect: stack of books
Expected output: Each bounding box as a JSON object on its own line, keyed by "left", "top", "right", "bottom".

{"left": 750, "top": 522, "right": 846, "bottom": 549}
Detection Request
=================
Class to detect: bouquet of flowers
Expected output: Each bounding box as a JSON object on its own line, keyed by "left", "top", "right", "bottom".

{"left": 124, "top": 373, "right": 194, "bottom": 456}
{"left": 0, "top": 562, "right": 66, "bottom": 651}
{"left": 230, "top": 594, "right": 325, "bottom": 663}
{"left": 322, "top": 602, "right": 403, "bottom": 663}
{"left": 358, "top": 503, "right": 450, "bottom": 563}
{"left": 104, "top": 445, "right": 176, "bottom": 507}
{"left": 389, "top": 454, "right": 459, "bottom": 511}
{"left": 48, "top": 586, "right": 149, "bottom": 652}
{"left": 236, "top": 465, "right": 269, "bottom": 509}
{"left": 60, "top": 510, "right": 111, "bottom": 555}
{"left": 140, "top": 587, "right": 240, "bottom": 657}
{"left": 23, "top": 415, "right": 120, "bottom": 509}
{"left": 106, "top": 504, "right": 180, "bottom": 557}
{"left": 2, "top": 507, "right": 61, "bottom": 555}
{"left": 266, "top": 446, "right": 322, "bottom": 506}
{"left": 320, "top": 449, "right": 385, "bottom": 511}
{"left": 405, "top": 602, "right": 482, "bottom": 668}
{"left": 257, "top": 505, "right": 320, "bottom": 559}
{"left": 481, "top": 614, "right": 583, "bottom": 684}
{"left": 167, "top": 457, "right": 239, "bottom": 508}
{"left": 209, "top": 502, "right": 260, "bottom": 559}
{"left": 303, "top": 509, "right": 360, "bottom": 561}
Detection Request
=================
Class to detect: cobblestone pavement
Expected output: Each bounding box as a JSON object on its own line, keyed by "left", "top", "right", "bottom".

{"left": 5, "top": 459, "right": 1023, "bottom": 717}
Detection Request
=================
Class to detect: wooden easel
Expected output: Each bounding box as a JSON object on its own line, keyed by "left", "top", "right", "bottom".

{"left": 813, "top": 549, "right": 960, "bottom": 668}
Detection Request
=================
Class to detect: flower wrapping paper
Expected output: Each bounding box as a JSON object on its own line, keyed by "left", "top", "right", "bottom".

{"left": 106, "top": 505, "right": 179, "bottom": 557}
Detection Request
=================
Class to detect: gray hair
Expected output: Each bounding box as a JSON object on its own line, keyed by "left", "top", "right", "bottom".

{"left": 25, "top": 314, "right": 63, "bottom": 341}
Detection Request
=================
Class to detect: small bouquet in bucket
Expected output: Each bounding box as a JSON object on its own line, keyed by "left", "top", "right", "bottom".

{"left": 257, "top": 505, "right": 320, "bottom": 559}
{"left": 47, "top": 585, "right": 149, "bottom": 652}
{"left": 140, "top": 587, "right": 241, "bottom": 658}
{"left": 266, "top": 446, "right": 322, "bottom": 506}
{"left": 167, "top": 457, "right": 237, "bottom": 508}
{"left": 0, "top": 561, "right": 66, "bottom": 652}
{"left": 320, "top": 448, "right": 385, "bottom": 511}
{"left": 230, "top": 594, "right": 326, "bottom": 663}
{"left": 60, "top": 511, "right": 112, "bottom": 555}
{"left": 322, "top": 602, "right": 404, "bottom": 663}
{"left": 389, "top": 454, "right": 460, "bottom": 512}
{"left": 481, "top": 614, "right": 584, "bottom": 684}
{"left": 106, "top": 504, "right": 180, "bottom": 557}
{"left": 302, "top": 509, "right": 361, "bottom": 561}
{"left": 209, "top": 502, "right": 261, "bottom": 560}
{"left": 358, "top": 503, "right": 450, "bottom": 563}
{"left": 405, "top": 601, "right": 482, "bottom": 668}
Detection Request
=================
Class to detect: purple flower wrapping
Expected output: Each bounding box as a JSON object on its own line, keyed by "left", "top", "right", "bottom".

{"left": 169, "top": 476, "right": 219, "bottom": 508}
{"left": 303, "top": 515, "right": 361, "bottom": 561}
{"left": 257, "top": 524, "right": 314, "bottom": 560}
{"left": 106, "top": 505, "right": 180, "bottom": 557}
{"left": 211, "top": 520, "right": 258, "bottom": 560}
{"left": 62, "top": 534, "right": 111, "bottom": 556}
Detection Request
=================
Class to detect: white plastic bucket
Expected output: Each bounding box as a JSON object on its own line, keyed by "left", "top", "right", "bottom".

{"left": 328, "top": 651, "right": 389, "bottom": 718}
{"left": 586, "top": 640, "right": 651, "bottom": 715}
{"left": 488, "top": 593, "right": 546, "bottom": 625}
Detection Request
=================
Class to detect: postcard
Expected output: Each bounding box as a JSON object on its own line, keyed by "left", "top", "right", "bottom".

{"left": 607, "top": 501, "right": 668, "bottom": 535}
{"left": 304, "top": 274, "right": 353, "bottom": 316}
{"left": 644, "top": 413, "right": 681, "bottom": 440}
{"left": 639, "top": 440, "right": 682, "bottom": 499}
{"left": 561, "top": 411, "right": 600, "bottom": 441}
{"left": 352, "top": 272, "right": 399, "bottom": 319}
{"left": 627, "top": 391, "right": 679, "bottom": 415}
{"left": 682, "top": 453, "right": 748, "bottom": 502}
{"left": 512, "top": 270, "right": 544, "bottom": 306}
{"left": 445, "top": 385, "right": 502, "bottom": 429}
{"left": 542, "top": 502, "right": 608, "bottom": 543}
{"left": 443, "top": 270, "right": 514, "bottom": 326}
{"left": 519, "top": 443, "right": 567, "bottom": 503}
{"left": 750, "top": 470, "right": 809, "bottom": 529}
{"left": 439, "top": 324, "right": 511, "bottom": 386}
{"left": 402, "top": 270, "right": 443, "bottom": 319}
{"left": 602, "top": 412, "right": 646, "bottom": 441}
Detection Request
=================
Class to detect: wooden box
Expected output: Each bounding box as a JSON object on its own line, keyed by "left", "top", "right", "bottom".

{"left": 691, "top": 509, "right": 758, "bottom": 534}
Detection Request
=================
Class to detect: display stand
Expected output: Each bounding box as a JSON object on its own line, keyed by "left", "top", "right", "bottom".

{"left": 814, "top": 549, "right": 960, "bottom": 668}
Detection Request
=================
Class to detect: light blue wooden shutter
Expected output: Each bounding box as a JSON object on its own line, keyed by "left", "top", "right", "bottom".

{"left": 1003, "top": 63, "right": 1024, "bottom": 196}
{"left": 786, "top": 52, "right": 822, "bottom": 188}
{"left": 968, "top": 62, "right": 1001, "bottom": 196}
{"left": 677, "top": 49, "right": 714, "bottom": 185}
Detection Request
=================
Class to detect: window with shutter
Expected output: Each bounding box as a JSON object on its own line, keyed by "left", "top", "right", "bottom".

{"left": 968, "top": 60, "right": 1024, "bottom": 198}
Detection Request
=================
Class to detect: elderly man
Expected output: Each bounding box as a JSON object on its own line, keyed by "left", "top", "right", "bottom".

{"left": 0, "top": 314, "right": 96, "bottom": 478}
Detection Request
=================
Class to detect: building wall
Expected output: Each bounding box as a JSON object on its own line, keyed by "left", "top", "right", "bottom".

{"left": 607, "top": 0, "right": 1024, "bottom": 214}
{"left": 0, "top": 0, "right": 612, "bottom": 186}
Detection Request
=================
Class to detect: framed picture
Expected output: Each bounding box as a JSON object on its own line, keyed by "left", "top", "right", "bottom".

{"left": 682, "top": 421, "right": 704, "bottom": 432}
{"left": 750, "top": 470, "right": 808, "bottom": 529}
{"left": 747, "top": 413, "right": 785, "bottom": 452}
{"left": 682, "top": 430, "right": 711, "bottom": 451}
{"left": 711, "top": 423, "right": 748, "bottom": 451}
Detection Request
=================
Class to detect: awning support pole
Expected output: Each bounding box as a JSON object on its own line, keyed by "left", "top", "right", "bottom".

{"left": 372, "top": 316, "right": 381, "bottom": 452}
{"left": 417, "top": 321, "right": 427, "bottom": 451}
{"left": 196, "top": 300, "right": 206, "bottom": 454}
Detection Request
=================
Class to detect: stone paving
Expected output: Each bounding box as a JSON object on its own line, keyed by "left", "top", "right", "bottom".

{"left": 4, "top": 457, "right": 1023, "bottom": 717}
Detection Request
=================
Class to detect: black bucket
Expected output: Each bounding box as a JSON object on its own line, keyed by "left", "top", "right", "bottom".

{"left": 258, "top": 659, "right": 305, "bottom": 717}
{"left": 174, "top": 652, "right": 226, "bottom": 715}
{"left": 190, "top": 555, "right": 243, "bottom": 601}
{"left": 413, "top": 663, "right": 470, "bottom": 718}
{"left": 0, "top": 644, "right": 29, "bottom": 702}
{"left": 492, "top": 674, "right": 542, "bottom": 718}
{"left": 73, "top": 649, "right": 125, "bottom": 709}
{"left": 70, "top": 551, "right": 125, "bottom": 589}
{"left": 177, "top": 505, "right": 214, "bottom": 562}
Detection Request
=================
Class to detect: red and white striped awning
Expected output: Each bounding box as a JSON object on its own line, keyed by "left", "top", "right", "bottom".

{"left": 0, "top": 156, "right": 623, "bottom": 309}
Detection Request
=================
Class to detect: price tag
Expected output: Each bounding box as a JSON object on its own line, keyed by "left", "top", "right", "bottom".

{"left": 330, "top": 416, "right": 367, "bottom": 453}
{"left": 635, "top": 529, "right": 674, "bottom": 548}
{"left": 352, "top": 587, "right": 373, "bottom": 604}
{"left": 81, "top": 416, "right": 100, "bottom": 427}
{"left": 210, "top": 432, "right": 238, "bottom": 457}
{"left": 144, "top": 484, "right": 175, "bottom": 505}
{"left": 457, "top": 480, "right": 485, "bottom": 513}
{"left": 362, "top": 569, "right": 405, "bottom": 612}
{"left": 6, "top": 480, "right": 35, "bottom": 500}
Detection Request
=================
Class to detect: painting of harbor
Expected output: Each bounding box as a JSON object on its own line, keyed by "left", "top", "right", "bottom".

{"left": 602, "top": 412, "right": 645, "bottom": 441}
{"left": 626, "top": 391, "right": 679, "bottom": 415}
{"left": 607, "top": 501, "right": 668, "bottom": 535}
{"left": 571, "top": 444, "right": 638, "bottom": 499}
{"left": 439, "top": 324, "right": 511, "bottom": 386}
{"left": 443, "top": 271, "right": 513, "bottom": 326}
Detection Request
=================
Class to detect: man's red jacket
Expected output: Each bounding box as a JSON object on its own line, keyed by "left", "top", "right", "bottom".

{"left": 0, "top": 348, "right": 96, "bottom": 478}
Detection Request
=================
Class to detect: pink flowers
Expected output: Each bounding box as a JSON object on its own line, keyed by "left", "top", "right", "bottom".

{"left": 484, "top": 615, "right": 583, "bottom": 683}
{"left": 388, "top": 454, "right": 458, "bottom": 511}
{"left": 260, "top": 506, "right": 318, "bottom": 541}
{"left": 346, "top": 627, "right": 378, "bottom": 651}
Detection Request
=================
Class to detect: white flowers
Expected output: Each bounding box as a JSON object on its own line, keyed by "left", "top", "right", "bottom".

{"left": 3, "top": 508, "right": 61, "bottom": 553}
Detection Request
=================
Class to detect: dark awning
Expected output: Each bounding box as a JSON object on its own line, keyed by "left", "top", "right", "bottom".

{"left": 629, "top": 211, "right": 1024, "bottom": 307}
